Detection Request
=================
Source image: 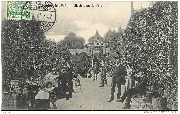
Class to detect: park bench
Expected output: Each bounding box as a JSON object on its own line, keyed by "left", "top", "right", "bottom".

{"left": 131, "top": 91, "right": 154, "bottom": 110}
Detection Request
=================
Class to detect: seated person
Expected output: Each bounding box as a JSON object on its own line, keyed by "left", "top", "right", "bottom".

{"left": 117, "top": 69, "right": 149, "bottom": 109}
{"left": 74, "top": 73, "right": 81, "bottom": 87}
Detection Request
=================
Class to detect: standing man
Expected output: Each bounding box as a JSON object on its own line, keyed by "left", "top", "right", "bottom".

{"left": 58, "top": 67, "right": 66, "bottom": 99}
{"left": 100, "top": 60, "right": 107, "bottom": 87}
{"left": 59, "top": 62, "right": 73, "bottom": 100}
{"left": 108, "top": 59, "right": 127, "bottom": 102}
{"left": 66, "top": 62, "right": 74, "bottom": 98}
{"left": 92, "top": 63, "right": 99, "bottom": 81}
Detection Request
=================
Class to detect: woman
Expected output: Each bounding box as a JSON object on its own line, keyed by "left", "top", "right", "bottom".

{"left": 125, "top": 64, "right": 135, "bottom": 91}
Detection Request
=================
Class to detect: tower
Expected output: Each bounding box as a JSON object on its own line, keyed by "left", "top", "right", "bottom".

{"left": 131, "top": 1, "right": 134, "bottom": 15}
{"left": 95, "top": 30, "right": 100, "bottom": 37}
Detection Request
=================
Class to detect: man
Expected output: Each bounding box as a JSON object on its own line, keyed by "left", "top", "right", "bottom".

{"left": 86, "top": 65, "right": 93, "bottom": 78}
{"left": 59, "top": 64, "right": 73, "bottom": 100}
{"left": 117, "top": 69, "right": 149, "bottom": 109}
{"left": 108, "top": 59, "right": 127, "bottom": 102}
{"left": 100, "top": 60, "right": 107, "bottom": 87}
{"left": 92, "top": 63, "right": 99, "bottom": 81}
{"left": 58, "top": 67, "right": 66, "bottom": 99}
{"left": 66, "top": 63, "right": 74, "bottom": 98}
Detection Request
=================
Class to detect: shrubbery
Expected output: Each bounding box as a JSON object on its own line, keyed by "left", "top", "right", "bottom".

{"left": 122, "top": 1, "right": 177, "bottom": 105}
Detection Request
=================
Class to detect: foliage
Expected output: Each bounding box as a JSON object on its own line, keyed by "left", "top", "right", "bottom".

{"left": 1, "top": 20, "right": 63, "bottom": 83}
{"left": 2, "top": 20, "right": 86, "bottom": 83}
{"left": 71, "top": 52, "right": 91, "bottom": 77}
{"left": 122, "top": 1, "right": 178, "bottom": 104}
{"left": 57, "top": 32, "right": 85, "bottom": 49}
{"left": 104, "top": 27, "right": 124, "bottom": 57}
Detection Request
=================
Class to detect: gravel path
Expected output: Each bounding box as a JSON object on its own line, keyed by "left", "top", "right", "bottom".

{"left": 55, "top": 76, "right": 125, "bottom": 110}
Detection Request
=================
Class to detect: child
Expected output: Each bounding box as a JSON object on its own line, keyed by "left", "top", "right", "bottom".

{"left": 75, "top": 74, "right": 81, "bottom": 88}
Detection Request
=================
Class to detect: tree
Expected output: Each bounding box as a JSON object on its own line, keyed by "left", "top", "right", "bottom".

{"left": 2, "top": 20, "right": 43, "bottom": 80}
{"left": 71, "top": 52, "right": 90, "bottom": 77}
{"left": 122, "top": 1, "right": 178, "bottom": 108}
{"left": 57, "top": 32, "right": 85, "bottom": 49}
{"left": 104, "top": 27, "right": 124, "bottom": 58}
{"left": 104, "top": 29, "right": 113, "bottom": 45}
{"left": 1, "top": 20, "right": 59, "bottom": 82}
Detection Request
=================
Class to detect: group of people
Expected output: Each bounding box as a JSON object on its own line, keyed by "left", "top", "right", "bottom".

{"left": 34, "top": 60, "right": 82, "bottom": 110}
{"left": 38, "top": 56, "right": 150, "bottom": 110}
{"left": 107, "top": 59, "right": 149, "bottom": 109}
{"left": 6, "top": 59, "right": 81, "bottom": 110}
{"left": 89, "top": 57, "right": 150, "bottom": 109}
{"left": 7, "top": 55, "right": 151, "bottom": 110}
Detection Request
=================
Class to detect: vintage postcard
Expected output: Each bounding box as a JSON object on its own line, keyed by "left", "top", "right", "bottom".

{"left": 1, "top": 1, "right": 178, "bottom": 111}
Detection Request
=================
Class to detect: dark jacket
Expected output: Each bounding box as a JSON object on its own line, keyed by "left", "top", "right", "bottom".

{"left": 113, "top": 64, "right": 127, "bottom": 84}
{"left": 134, "top": 76, "right": 148, "bottom": 93}
{"left": 115, "top": 64, "right": 127, "bottom": 77}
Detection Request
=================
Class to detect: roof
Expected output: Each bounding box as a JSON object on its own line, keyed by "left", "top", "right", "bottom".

{"left": 69, "top": 49, "right": 87, "bottom": 55}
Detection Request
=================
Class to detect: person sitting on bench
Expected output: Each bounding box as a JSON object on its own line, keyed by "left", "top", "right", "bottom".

{"left": 117, "top": 69, "right": 149, "bottom": 109}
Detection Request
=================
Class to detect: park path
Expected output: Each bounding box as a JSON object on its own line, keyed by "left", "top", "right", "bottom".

{"left": 55, "top": 75, "right": 125, "bottom": 110}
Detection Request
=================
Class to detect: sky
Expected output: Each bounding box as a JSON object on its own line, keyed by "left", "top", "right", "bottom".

{"left": 1, "top": 1, "right": 151, "bottom": 44}
{"left": 45, "top": 1, "right": 151, "bottom": 44}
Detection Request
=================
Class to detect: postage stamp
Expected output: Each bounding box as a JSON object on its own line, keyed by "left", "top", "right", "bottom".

{"left": 7, "top": 1, "right": 31, "bottom": 20}
{"left": 6, "top": 1, "right": 56, "bottom": 32}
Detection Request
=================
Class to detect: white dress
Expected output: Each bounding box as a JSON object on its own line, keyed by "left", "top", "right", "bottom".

{"left": 125, "top": 68, "right": 133, "bottom": 91}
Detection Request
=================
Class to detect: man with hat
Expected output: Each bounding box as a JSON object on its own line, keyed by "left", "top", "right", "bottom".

{"left": 100, "top": 60, "right": 107, "bottom": 87}
{"left": 59, "top": 63, "right": 73, "bottom": 100}
{"left": 108, "top": 58, "right": 127, "bottom": 102}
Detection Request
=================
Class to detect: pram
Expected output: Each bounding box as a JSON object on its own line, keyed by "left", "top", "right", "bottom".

{"left": 34, "top": 72, "right": 58, "bottom": 110}
{"left": 35, "top": 82, "right": 57, "bottom": 110}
